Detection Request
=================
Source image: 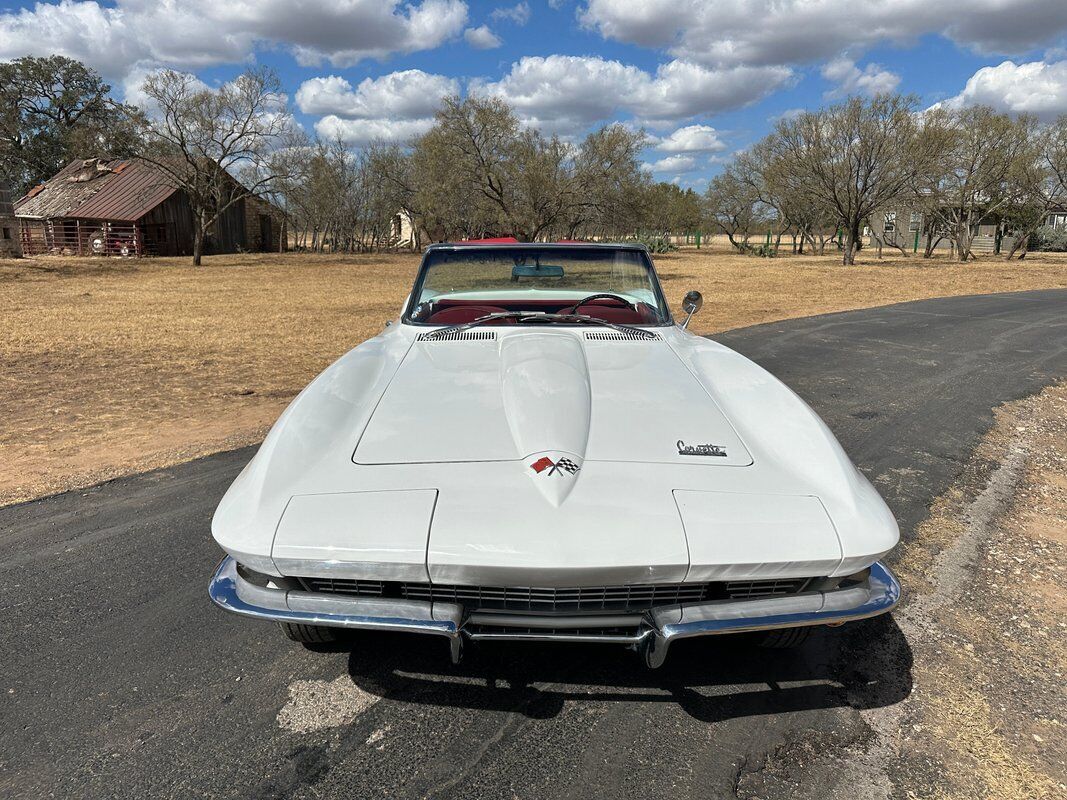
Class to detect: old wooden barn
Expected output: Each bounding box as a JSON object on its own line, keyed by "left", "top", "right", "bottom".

{"left": 15, "top": 158, "right": 284, "bottom": 257}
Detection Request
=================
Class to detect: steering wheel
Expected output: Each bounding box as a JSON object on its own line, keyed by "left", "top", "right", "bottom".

{"left": 568, "top": 293, "right": 637, "bottom": 314}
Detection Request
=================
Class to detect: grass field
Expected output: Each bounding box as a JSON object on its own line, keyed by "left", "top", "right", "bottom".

{"left": 3, "top": 247, "right": 1067, "bottom": 506}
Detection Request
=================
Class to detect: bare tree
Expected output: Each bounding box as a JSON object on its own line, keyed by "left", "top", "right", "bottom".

{"left": 704, "top": 168, "right": 765, "bottom": 251}
{"left": 766, "top": 96, "right": 937, "bottom": 265}
{"left": 137, "top": 67, "right": 294, "bottom": 265}
{"left": 371, "top": 98, "right": 648, "bottom": 243}
{"left": 920, "top": 105, "right": 1034, "bottom": 261}
{"left": 1003, "top": 115, "right": 1067, "bottom": 260}
{"left": 564, "top": 124, "right": 648, "bottom": 238}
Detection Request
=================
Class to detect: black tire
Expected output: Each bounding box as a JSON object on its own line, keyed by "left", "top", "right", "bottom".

{"left": 757, "top": 626, "right": 812, "bottom": 649}
{"left": 279, "top": 622, "right": 338, "bottom": 644}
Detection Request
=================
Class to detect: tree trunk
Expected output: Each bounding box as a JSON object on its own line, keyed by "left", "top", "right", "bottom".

{"left": 192, "top": 224, "right": 204, "bottom": 266}
{"left": 1004, "top": 227, "right": 1035, "bottom": 261}
{"left": 955, "top": 215, "right": 972, "bottom": 263}
{"left": 843, "top": 221, "right": 861, "bottom": 265}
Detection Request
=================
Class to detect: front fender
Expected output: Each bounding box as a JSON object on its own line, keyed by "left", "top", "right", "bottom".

{"left": 211, "top": 329, "right": 413, "bottom": 574}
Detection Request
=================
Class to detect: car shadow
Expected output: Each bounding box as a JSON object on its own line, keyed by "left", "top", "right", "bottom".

{"left": 336, "top": 615, "right": 912, "bottom": 724}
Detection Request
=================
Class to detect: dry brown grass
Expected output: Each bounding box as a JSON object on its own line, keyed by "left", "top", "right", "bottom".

{"left": 2, "top": 247, "right": 1066, "bottom": 506}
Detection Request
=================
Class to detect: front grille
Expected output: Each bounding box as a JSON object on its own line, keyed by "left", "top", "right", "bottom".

{"left": 723, "top": 578, "right": 810, "bottom": 598}
{"left": 402, "top": 582, "right": 708, "bottom": 612}
{"left": 465, "top": 623, "right": 642, "bottom": 638}
{"left": 294, "top": 577, "right": 813, "bottom": 611}
{"left": 296, "top": 577, "right": 385, "bottom": 596}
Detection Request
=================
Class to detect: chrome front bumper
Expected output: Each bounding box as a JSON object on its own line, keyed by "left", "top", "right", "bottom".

{"left": 208, "top": 556, "right": 900, "bottom": 667}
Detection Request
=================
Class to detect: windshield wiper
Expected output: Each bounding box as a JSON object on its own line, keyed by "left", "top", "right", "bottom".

{"left": 420, "top": 311, "right": 529, "bottom": 340}
{"left": 421, "top": 311, "right": 657, "bottom": 341}
{"left": 526, "top": 313, "right": 658, "bottom": 339}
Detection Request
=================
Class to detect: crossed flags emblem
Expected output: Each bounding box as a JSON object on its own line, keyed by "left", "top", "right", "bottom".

{"left": 529, "top": 456, "right": 581, "bottom": 476}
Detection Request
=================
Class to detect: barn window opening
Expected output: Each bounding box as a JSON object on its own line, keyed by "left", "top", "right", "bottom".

{"left": 2, "top": 227, "right": 10, "bottom": 240}
{"left": 883, "top": 211, "right": 897, "bottom": 233}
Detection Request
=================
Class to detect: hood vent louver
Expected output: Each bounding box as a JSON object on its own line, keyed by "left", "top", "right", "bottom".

{"left": 584, "top": 330, "right": 660, "bottom": 341}
{"left": 418, "top": 330, "right": 497, "bottom": 342}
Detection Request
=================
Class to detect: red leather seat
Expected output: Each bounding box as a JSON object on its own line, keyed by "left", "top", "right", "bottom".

{"left": 561, "top": 298, "right": 650, "bottom": 324}
{"left": 426, "top": 304, "right": 509, "bottom": 324}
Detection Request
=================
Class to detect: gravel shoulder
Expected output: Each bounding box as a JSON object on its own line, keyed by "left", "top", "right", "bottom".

{"left": 885, "top": 382, "right": 1067, "bottom": 798}
{"left": 737, "top": 383, "right": 1067, "bottom": 799}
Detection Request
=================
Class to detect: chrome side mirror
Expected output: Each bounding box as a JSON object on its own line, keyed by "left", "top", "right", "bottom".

{"left": 681, "top": 290, "right": 703, "bottom": 329}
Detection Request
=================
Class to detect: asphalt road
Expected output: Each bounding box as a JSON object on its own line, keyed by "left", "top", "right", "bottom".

{"left": 2, "top": 289, "right": 1065, "bottom": 800}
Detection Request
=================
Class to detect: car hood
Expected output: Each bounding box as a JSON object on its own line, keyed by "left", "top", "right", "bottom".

{"left": 212, "top": 325, "right": 899, "bottom": 583}
{"left": 353, "top": 329, "right": 753, "bottom": 471}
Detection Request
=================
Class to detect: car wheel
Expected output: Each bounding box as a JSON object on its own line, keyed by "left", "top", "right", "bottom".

{"left": 757, "top": 626, "right": 812, "bottom": 648}
{"left": 279, "top": 622, "right": 338, "bottom": 644}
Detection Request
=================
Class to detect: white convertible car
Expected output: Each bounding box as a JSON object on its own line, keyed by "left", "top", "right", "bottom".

{"left": 209, "top": 242, "right": 900, "bottom": 667}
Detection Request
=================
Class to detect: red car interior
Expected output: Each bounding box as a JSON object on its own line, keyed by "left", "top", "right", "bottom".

{"left": 421, "top": 298, "right": 658, "bottom": 325}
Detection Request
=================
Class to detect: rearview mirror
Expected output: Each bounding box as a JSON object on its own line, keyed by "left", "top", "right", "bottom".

{"left": 512, "top": 263, "right": 565, "bottom": 280}
{"left": 681, "top": 290, "right": 703, "bottom": 329}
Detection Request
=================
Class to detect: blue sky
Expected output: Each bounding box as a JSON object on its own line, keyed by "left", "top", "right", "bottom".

{"left": 2, "top": 1, "right": 1067, "bottom": 189}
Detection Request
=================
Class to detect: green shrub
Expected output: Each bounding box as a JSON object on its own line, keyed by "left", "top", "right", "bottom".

{"left": 626, "top": 234, "right": 677, "bottom": 253}
{"left": 1031, "top": 225, "right": 1067, "bottom": 252}
{"left": 735, "top": 242, "right": 776, "bottom": 257}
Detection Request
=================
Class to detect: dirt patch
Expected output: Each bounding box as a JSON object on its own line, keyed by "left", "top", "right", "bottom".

{"left": 2, "top": 248, "right": 1066, "bottom": 506}
{"left": 886, "top": 384, "right": 1067, "bottom": 799}
{"left": 276, "top": 676, "right": 381, "bottom": 734}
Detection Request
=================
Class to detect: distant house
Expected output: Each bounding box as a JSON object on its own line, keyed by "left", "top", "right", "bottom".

{"left": 868, "top": 197, "right": 1067, "bottom": 255}
{"left": 0, "top": 181, "right": 21, "bottom": 258}
{"left": 15, "top": 158, "right": 285, "bottom": 257}
{"left": 1046, "top": 205, "right": 1067, "bottom": 230}
{"left": 391, "top": 208, "right": 421, "bottom": 249}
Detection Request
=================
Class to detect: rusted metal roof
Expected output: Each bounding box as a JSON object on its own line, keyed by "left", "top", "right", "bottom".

{"left": 15, "top": 160, "right": 109, "bottom": 219}
{"left": 14, "top": 158, "right": 179, "bottom": 221}
{"left": 68, "top": 159, "right": 179, "bottom": 221}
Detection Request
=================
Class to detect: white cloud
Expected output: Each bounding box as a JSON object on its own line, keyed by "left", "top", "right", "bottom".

{"left": 579, "top": 0, "right": 1067, "bottom": 67}
{"left": 471, "top": 55, "right": 792, "bottom": 133}
{"left": 490, "top": 2, "right": 531, "bottom": 25}
{"left": 655, "top": 124, "right": 726, "bottom": 153}
{"left": 297, "top": 69, "right": 458, "bottom": 145}
{"left": 648, "top": 154, "right": 698, "bottom": 172}
{"left": 0, "top": 0, "right": 469, "bottom": 85}
{"left": 938, "top": 59, "right": 1067, "bottom": 120}
{"left": 295, "top": 70, "right": 458, "bottom": 117}
{"left": 315, "top": 116, "right": 437, "bottom": 145}
{"left": 821, "top": 57, "right": 901, "bottom": 98}
{"left": 464, "top": 25, "right": 503, "bottom": 49}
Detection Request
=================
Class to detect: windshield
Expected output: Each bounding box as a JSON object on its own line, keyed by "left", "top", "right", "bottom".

{"left": 405, "top": 246, "right": 671, "bottom": 327}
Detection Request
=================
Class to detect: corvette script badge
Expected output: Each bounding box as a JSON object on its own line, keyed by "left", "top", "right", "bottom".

{"left": 530, "top": 456, "right": 581, "bottom": 475}
{"left": 677, "top": 440, "right": 728, "bottom": 457}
